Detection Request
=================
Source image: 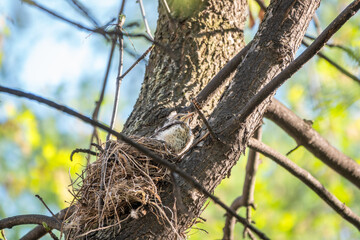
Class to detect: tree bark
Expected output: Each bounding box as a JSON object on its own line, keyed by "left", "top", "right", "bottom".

{"left": 123, "top": 0, "right": 247, "bottom": 136}
{"left": 93, "top": 0, "right": 321, "bottom": 239}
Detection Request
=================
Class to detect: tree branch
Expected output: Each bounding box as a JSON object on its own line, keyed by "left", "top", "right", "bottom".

{"left": 248, "top": 138, "right": 360, "bottom": 231}
{"left": 65, "top": 0, "right": 101, "bottom": 27}
{"left": 88, "top": 39, "right": 117, "bottom": 160}
{"left": 302, "top": 41, "right": 360, "bottom": 84}
{"left": 264, "top": 99, "right": 360, "bottom": 188}
{"left": 0, "top": 215, "right": 61, "bottom": 231}
{"left": 0, "top": 86, "right": 269, "bottom": 240}
{"left": 20, "top": 206, "right": 75, "bottom": 240}
{"left": 22, "top": 0, "right": 107, "bottom": 36}
{"left": 255, "top": 0, "right": 360, "bottom": 85}
{"left": 223, "top": 127, "right": 262, "bottom": 240}
{"left": 225, "top": 0, "right": 360, "bottom": 131}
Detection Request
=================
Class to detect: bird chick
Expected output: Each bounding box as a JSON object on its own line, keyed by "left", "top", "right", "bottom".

{"left": 152, "top": 112, "right": 194, "bottom": 155}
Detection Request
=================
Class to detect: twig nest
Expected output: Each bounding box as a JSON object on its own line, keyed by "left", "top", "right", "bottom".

{"left": 64, "top": 137, "right": 177, "bottom": 239}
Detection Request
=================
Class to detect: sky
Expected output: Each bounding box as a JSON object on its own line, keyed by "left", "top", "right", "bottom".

{"left": 0, "top": 0, "right": 158, "bottom": 126}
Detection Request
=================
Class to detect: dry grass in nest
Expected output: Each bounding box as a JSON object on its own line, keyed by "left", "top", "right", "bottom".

{"left": 64, "top": 137, "right": 177, "bottom": 239}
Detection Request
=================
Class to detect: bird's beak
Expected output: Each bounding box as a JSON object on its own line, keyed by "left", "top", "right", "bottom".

{"left": 181, "top": 112, "right": 195, "bottom": 122}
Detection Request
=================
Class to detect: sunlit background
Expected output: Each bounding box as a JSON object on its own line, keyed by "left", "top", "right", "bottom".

{"left": 0, "top": 0, "right": 359, "bottom": 239}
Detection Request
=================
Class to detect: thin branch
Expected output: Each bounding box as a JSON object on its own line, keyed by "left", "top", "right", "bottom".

{"left": 88, "top": 39, "right": 117, "bottom": 161}
{"left": 138, "top": 0, "right": 154, "bottom": 41}
{"left": 107, "top": 34, "right": 124, "bottom": 140}
{"left": 160, "top": 0, "right": 171, "bottom": 15}
{"left": 22, "top": 0, "right": 107, "bottom": 37}
{"left": 265, "top": 99, "right": 360, "bottom": 188}
{"left": 223, "top": 127, "right": 262, "bottom": 240}
{"left": 0, "top": 215, "right": 61, "bottom": 231}
{"left": 65, "top": 0, "right": 100, "bottom": 27}
{"left": 305, "top": 34, "right": 360, "bottom": 64}
{"left": 254, "top": 0, "right": 360, "bottom": 85}
{"left": 119, "top": 45, "right": 153, "bottom": 79}
{"left": 285, "top": 144, "right": 301, "bottom": 156}
{"left": 191, "top": 99, "right": 220, "bottom": 141}
{"left": 1, "top": 230, "right": 7, "bottom": 240}
{"left": 302, "top": 40, "right": 360, "bottom": 84}
{"left": 88, "top": 43, "right": 116, "bottom": 156}
{"left": 226, "top": 0, "right": 360, "bottom": 130}
{"left": 100, "top": 7, "right": 127, "bottom": 227}
{"left": 253, "top": 0, "right": 266, "bottom": 11}
{"left": 119, "top": 0, "right": 126, "bottom": 15}
{"left": 22, "top": 0, "right": 157, "bottom": 46}
{"left": 34, "top": 195, "right": 60, "bottom": 224}
{"left": 312, "top": 13, "right": 322, "bottom": 35}
{"left": 70, "top": 148, "right": 97, "bottom": 161}
{"left": 248, "top": 138, "right": 360, "bottom": 231}
{"left": 20, "top": 207, "right": 75, "bottom": 240}
{"left": 46, "top": 230, "right": 59, "bottom": 240}
{"left": 0, "top": 86, "right": 269, "bottom": 240}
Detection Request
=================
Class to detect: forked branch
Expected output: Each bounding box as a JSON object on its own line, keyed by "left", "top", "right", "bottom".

{"left": 265, "top": 99, "right": 360, "bottom": 188}
{"left": 248, "top": 138, "right": 360, "bottom": 231}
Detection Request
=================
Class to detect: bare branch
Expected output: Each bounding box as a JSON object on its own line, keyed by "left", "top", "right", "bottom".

{"left": 223, "top": 127, "right": 262, "bottom": 240}
{"left": 20, "top": 206, "right": 75, "bottom": 240}
{"left": 88, "top": 39, "right": 117, "bottom": 157}
{"left": 0, "top": 86, "right": 269, "bottom": 240}
{"left": 22, "top": 0, "right": 107, "bottom": 37}
{"left": 192, "top": 99, "right": 220, "bottom": 141}
{"left": 253, "top": 0, "right": 266, "bottom": 11}
{"left": 70, "top": 148, "right": 97, "bottom": 161}
{"left": 119, "top": 45, "right": 153, "bottom": 79}
{"left": 312, "top": 13, "right": 322, "bottom": 35}
{"left": 305, "top": 34, "right": 360, "bottom": 65}
{"left": 0, "top": 215, "right": 61, "bottom": 231}
{"left": 265, "top": 99, "right": 360, "bottom": 188}
{"left": 248, "top": 138, "right": 360, "bottom": 231}
{"left": 226, "top": 0, "right": 360, "bottom": 130}
{"left": 34, "top": 195, "right": 60, "bottom": 224}
{"left": 65, "top": 0, "right": 100, "bottom": 27}
{"left": 138, "top": 0, "right": 154, "bottom": 41}
{"left": 107, "top": 32, "right": 124, "bottom": 140}
{"left": 191, "top": 0, "right": 360, "bottom": 115}
{"left": 302, "top": 41, "right": 360, "bottom": 84}
{"left": 255, "top": 0, "right": 360, "bottom": 85}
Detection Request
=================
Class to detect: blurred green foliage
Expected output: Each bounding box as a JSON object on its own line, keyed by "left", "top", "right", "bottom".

{"left": 1, "top": 0, "right": 360, "bottom": 239}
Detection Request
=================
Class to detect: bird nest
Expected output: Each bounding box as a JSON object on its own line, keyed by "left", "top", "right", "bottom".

{"left": 64, "top": 137, "right": 177, "bottom": 239}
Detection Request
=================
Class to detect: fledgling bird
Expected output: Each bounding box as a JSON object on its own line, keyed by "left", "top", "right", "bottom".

{"left": 152, "top": 112, "right": 194, "bottom": 155}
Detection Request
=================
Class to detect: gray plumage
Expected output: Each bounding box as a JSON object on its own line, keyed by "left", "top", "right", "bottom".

{"left": 152, "top": 112, "right": 194, "bottom": 155}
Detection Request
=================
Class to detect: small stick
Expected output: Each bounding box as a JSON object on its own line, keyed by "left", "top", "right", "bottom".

{"left": 35, "top": 195, "right": 61, "bottom": 224}
{"left": 191, "top": 99, "right": 220, "bottom": 142}
{"left": 70, "top": 148, "right": 97, "bottom": 161}
{"left": 286, "top": 144, "right": 301, "bottom": 156}
{"left": 138, "top": 0, "right": 154, "bottom": 41}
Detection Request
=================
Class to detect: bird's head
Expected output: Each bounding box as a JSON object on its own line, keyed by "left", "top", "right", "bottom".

{"left": 168, "top": 112, "right": 194, "bottom": 124}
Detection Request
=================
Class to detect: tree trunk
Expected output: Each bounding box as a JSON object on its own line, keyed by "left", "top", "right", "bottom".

{"left": 123, "top": 0, "right": 247, "bottom": 136}
{"left": 94, "top": 0, "right": 320, "bottom": 239}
